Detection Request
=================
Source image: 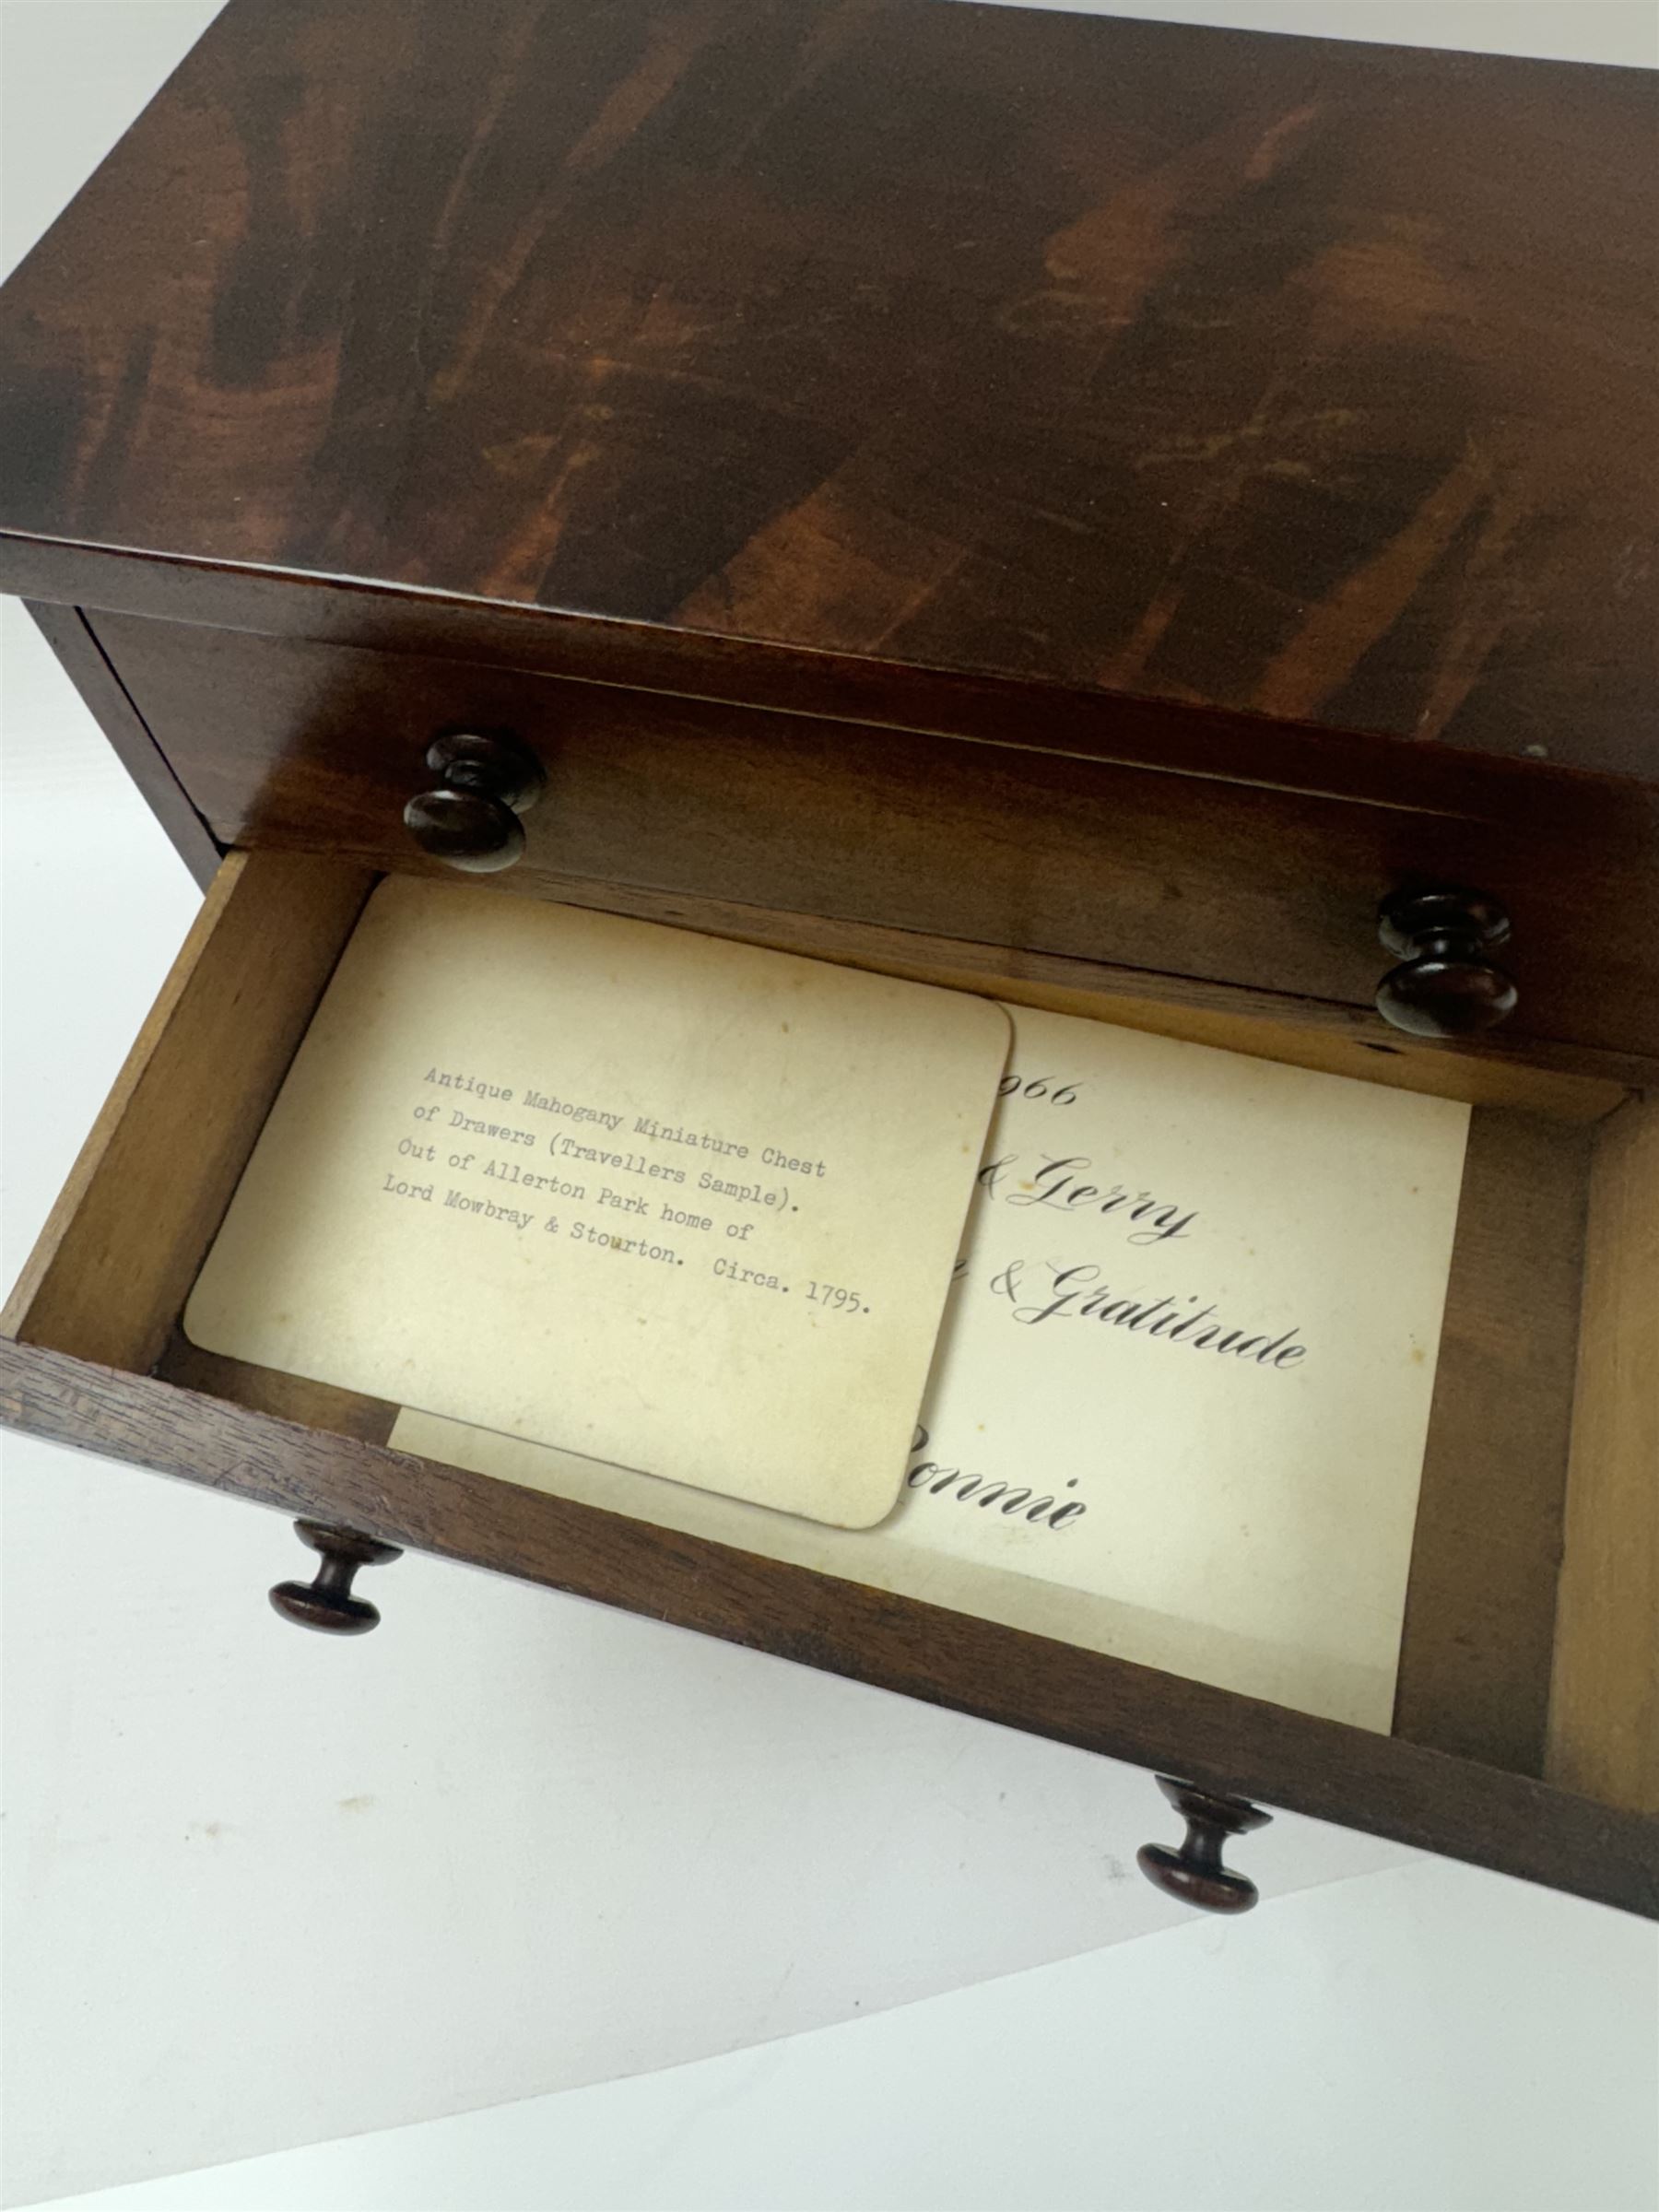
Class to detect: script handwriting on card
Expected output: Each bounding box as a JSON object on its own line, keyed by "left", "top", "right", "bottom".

{"left": 996, "top": 1072, "right": 1082, "bottom": 1104}
{"left": 989, "top": 1258, "right": 1307, "bottom": 1369}
{"left": 978, "top": 1153, "right": 1194, "bottom": 1245}
{"left": 906, "top": 1429, "right": 1088, "bottom": 1530}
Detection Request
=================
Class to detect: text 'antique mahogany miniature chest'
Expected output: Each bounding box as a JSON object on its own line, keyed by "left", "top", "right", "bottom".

{"left": 0, "top": 0, "right": 1654, "bottom": 1916}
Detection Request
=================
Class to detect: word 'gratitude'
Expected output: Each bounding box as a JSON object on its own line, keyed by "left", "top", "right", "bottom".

{"left": 993, "top": 1261, "right": 1307, "bottom": 1369}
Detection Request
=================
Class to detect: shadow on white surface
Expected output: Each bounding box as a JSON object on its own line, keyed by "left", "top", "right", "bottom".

{"left": 36, "top": 1861, "right": 1659, "bottom": 2212}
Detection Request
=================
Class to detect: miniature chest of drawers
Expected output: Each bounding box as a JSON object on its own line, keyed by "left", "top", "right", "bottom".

{"left": 1, "top": 0, "right": 1654, "bottom": 1917}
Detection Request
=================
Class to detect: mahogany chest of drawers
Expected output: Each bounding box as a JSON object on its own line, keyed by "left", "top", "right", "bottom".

{"left": 1, "top": 0, "right": 1654, "bottom": 1916}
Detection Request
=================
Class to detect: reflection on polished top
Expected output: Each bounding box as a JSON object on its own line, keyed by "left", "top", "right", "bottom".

{"left": 0, "top": 0, "right": 1653, "bottom": 780}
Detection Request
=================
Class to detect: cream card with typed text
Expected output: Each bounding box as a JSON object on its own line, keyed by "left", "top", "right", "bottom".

{"left": 184, "top": 877, "right": 1011, "bottom": 1526}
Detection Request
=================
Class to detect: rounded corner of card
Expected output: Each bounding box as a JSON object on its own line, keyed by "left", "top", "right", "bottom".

{"left": 178, "top": 1281, "right": 218, "bottom": 1358}
{"left": 966, "top": 994, "right": 1016, "bottom": 1054}
{"left": 806, "top": 1451, "right": 915, "bottom": 1532}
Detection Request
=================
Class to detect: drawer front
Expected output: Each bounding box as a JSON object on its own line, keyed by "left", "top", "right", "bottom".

{"left": 95, "top": 612, "right": 1659, "bottom": 1064}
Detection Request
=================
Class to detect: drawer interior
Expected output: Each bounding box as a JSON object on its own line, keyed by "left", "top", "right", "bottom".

{"left": 4, "top": 849, "right": 1653, "bottom": 1823}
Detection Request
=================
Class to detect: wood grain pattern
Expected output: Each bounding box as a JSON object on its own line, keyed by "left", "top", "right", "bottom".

{"left": 12, "top": 546, "right": 1656, "bottom": 853}
{"left": 88, "top": 614, "right": 1659, "bottom": 1068}
{"left": 488, "top": 872, "right": 1649, "bottom": 1107}
{"left": 0, "top": 0, "right": 1653, "bottom": 793}
{"left": 1, "top": 853, "right": 372, "bottom": 1369}
{"left": 1394, "top": 1111, "right": 1592, "bottom": 1770}
{"left": 1547, "top": 1096, "right": 1659, "bottom": 1814}
{"left": 1, "top": 1335, "right": 1653, "bottom": 1916}
{"left": 153, "top": 1332, "right": 401, "bottom": 1447}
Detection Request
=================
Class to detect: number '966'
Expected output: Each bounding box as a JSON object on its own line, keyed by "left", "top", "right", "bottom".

{"left": 997, "top": 1073, "right": 1079, "bottom": 1104}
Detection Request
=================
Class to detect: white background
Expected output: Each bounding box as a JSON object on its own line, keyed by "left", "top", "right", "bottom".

{"left": 1, "top": 4, "right": 1655, "bottom": 2207}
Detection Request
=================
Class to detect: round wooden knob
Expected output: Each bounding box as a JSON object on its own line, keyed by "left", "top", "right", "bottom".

{"left": 404, "top": 729, "right": 545, "bottom": 873}
{"left": 269, "top": 1520, "right": 403, "bottom": 1635}
{"left": 1136, "top": 1776, "right": 1271, "bottom": 1913}
{"left": 1375, "top": 888, "right": 1517, "bottom": 1038}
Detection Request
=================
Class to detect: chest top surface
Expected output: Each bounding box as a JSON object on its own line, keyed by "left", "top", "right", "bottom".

{"left": 0, "top": 0, "right": 1653, "bottom": 785}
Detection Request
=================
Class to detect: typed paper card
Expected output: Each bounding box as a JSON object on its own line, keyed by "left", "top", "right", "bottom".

{"left": 184, "top": 877, "right": 1011, "bottom": 1526}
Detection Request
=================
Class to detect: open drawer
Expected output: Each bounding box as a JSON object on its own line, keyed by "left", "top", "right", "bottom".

{"left": 2, "top": 849, "right": 1655, "bottom": 1916}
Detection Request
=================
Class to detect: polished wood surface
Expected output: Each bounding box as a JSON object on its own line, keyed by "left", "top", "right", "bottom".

{"left": 0, "top": 0, "right": 1653, "bottom": 791}
{"left": 403, "top": 728, "right": 548, "bottom": 873}
{"left": 1374, "top": 888, "right": 1517, "bottom": 1040}
{"left": 22, "top": 604, "right": 219, "bottom": 888}
{"left": 86, "top": 614, "right": 1659, "bottom": 1066}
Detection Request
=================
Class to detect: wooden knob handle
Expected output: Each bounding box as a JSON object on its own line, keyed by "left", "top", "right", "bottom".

{"left": 1375, "top": 888, "right": 1518, "bottom": 1038}
{"left": 269, "top": 1520, "right": 402, "bottom": 1635}
{"left": 1136, "top": 1776, "right": 1271, "bottom": 1913}
{"left": 404, "top": 729, "right": 546, "bottom": 873}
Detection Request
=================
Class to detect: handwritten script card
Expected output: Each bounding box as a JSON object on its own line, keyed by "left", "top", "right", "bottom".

{"left": 904, "top": 1009, "right": 1469, "bottom": 1722}
{"left": 183, "top": 877, "right": 1011, "bottom": 1526}
{"left": 392, "top": 1007, "right": 1470, "bottom": 1728}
